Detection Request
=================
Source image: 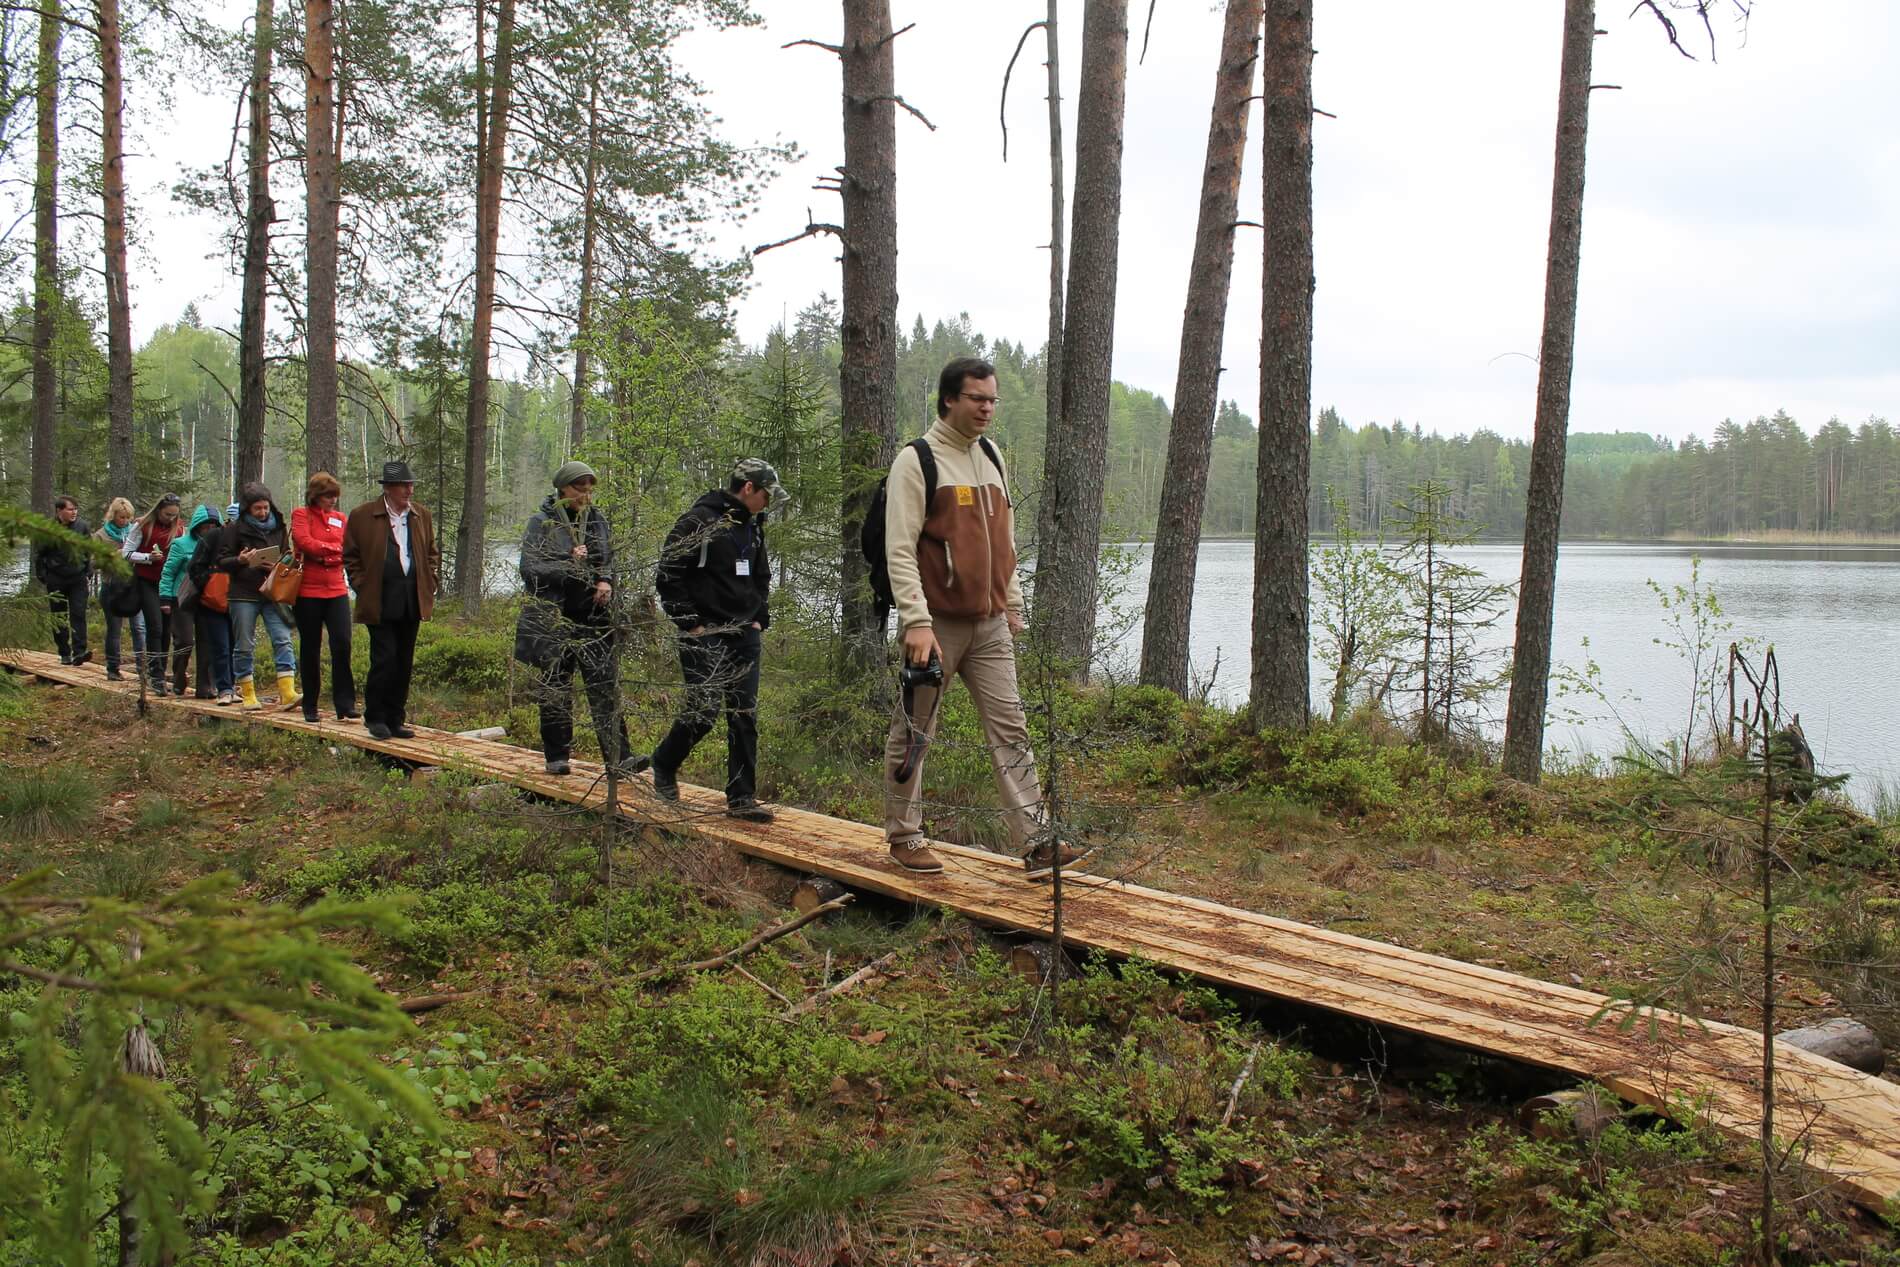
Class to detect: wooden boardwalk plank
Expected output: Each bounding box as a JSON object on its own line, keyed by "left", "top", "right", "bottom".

{"left": 6, "top": 647, "right": 1898, "bottom": 1209}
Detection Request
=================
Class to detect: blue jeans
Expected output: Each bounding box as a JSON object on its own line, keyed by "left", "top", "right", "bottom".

{"left": 104, "top": 609, "right": 145, "bottom": 674}
{"left": 229, "top": 599, "right": 296, "bottom": 682}
{"left": 198, "top": 607, "right": 234, "bottom": 694}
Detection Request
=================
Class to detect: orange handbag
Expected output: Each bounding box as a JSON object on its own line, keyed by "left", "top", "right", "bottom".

{"left": 264, "top": 521, "right": 303, "bottom": 604}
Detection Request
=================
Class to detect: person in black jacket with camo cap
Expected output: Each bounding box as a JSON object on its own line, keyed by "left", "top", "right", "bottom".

{"left": 513, "top": 460, "right": 646, "bottom": 777}
{"left": 644, "top": 457, "right": 783, "bottom": 822}
{"left": 33, "top": 495, "right": 92, "bottom": 666}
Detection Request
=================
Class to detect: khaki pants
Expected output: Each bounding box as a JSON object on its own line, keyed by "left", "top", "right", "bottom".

{"left": 884, "top": 614, "right": 1044, "bottom": 854}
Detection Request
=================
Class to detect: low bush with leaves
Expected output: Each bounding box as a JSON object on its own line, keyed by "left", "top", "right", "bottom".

{"left": 1034, "top": 956, "right": 1307, "bottom": 1211}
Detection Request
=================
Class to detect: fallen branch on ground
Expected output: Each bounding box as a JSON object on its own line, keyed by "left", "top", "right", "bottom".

{"left": 731, "top": 962, "right": 791, "bottom": 1006}
{"left": 397, "top": 991, "right": 483, "bottom": 1014}
{"left": 1220, "top": 1041, "right": 1263, "bottom": 1128}
{"left": 785, "top": 950, "right": 899, "bottom": 1018}
{"left": 630, "top": 895, "right": 853, "bottom": 984}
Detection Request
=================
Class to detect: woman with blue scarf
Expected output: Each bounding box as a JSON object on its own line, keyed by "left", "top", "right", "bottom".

{"left": 93, "top": 497, "right": 146, "bottom": 681}
{"left": 215, "top": 482, "right": 299, "bottom": 711}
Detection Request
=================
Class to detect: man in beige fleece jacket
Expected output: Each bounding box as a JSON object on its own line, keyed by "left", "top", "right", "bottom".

{"left": 882, "top": 357, "right": 1086, "bottom": 880}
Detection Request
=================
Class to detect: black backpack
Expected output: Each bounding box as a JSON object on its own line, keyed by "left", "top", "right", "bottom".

{"left": 861, "top": 435, "right": 1005, "bottom": 613}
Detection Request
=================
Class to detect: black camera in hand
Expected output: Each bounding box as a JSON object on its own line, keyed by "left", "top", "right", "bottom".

{"left": 899, "top": 650, "right": 943, "bottom": 691}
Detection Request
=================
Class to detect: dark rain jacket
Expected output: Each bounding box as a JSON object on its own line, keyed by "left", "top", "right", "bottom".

{"left": 513, "top": 495, "right": 614, "bottom": 668}
{"left": 655, "top": 489, "right": 771, "bottom": 633}
{"left": 216, "top": 504, "right": 290, "bottom": 604}
{"left": 33, "top": 516, "right": 93, "bottom": 590}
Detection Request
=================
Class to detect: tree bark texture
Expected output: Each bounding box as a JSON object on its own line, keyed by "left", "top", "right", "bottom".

{"left": 99, "top": 0, "right": 134, "bottom": 500}
{"left": 236, "top": 0, "right": 275, "bottom": 498}
{"left": 570, "top": 74, "right": 600, "bottom": 451}
{"left": 1501, "top": 0, "right": 1595, "bottom": 782}
{"left": 1042, "top": 0, "right": 1065, "bottom": 440}
{"left": 837, "top": 0, "right": 900, "bottom": 673}
{"left": 29, "top": 0, "right": 59, "bottom": 513}
{"left": 1032, "top": 0, "right": 1127, "bottom": 674}
{"left": 1247, "top": 0, "right": 1314, "bottom": 732}
{"left": 1139, "top": 0, "right": 1262, "bottom": 696}
{"left": 457, "top": 0, "right": 517, "bottom": 610}
{"left": 305, "top": 0, "right": 340, "bottom": 479}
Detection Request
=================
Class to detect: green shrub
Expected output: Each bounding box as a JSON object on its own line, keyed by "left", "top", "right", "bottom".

{"left": 572, "top": 972, "right": 937, "bottom": 1115}
{"left": 1034, "top": 956, "right": 1304, "bottom": 1211}
{"left": 0, "top": 767, "right": 96, "bottom": 841}
{"left": 411, "top": 626, "right": 512, "bottom": 692}
{"left": 1271, "top": 726, "right": 1406, "bottom": 814}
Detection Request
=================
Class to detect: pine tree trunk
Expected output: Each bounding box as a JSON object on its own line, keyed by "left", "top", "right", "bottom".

{"left": 570, "top": 75, "right": 600, "bottom": 451}
{"left": 1501, "top": 0, "right": 1595, "bottom": 782}
{"left": 457, "top": 0, "right": 517, "bottom": 611}
{"left": 1248, "top": 0, "right": 1314, "bottom": 731}
{"left": 99, "top": 0, "right": 135, "bottom": 500}
{"left": 837, "top": 0, "right": 900, "bottom": 674}
{"left": 1042, "top": 0, "right": 1064, "bottom": 441}
{"left": 1139, "top": 0, "right": 1261, "bottom": 696}
{"left": 1032, "top": 0, "right": 1127, "bottom": 674}
{"left": 305, "top": 0, "right": 339, "bottom": 479}
{"left": 236, "top": 0, "right": 274, "bottom": 498}
{"left": 29, "top": 0, "right": 59, "bottom": 514}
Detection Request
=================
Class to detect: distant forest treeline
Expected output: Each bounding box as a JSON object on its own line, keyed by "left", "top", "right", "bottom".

{"left": 4, "top": 301, "right": 1892, "bottom": 549}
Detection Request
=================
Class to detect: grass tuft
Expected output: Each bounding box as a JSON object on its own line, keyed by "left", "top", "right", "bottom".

{"left": 619, "top": 1076, "right": 942, "bottom": 1263}
{"left": 132, "top": 795, "right": 189, "bottom": 832}
{"left": 0, "top": 767, "right": 97, "bottom": 842}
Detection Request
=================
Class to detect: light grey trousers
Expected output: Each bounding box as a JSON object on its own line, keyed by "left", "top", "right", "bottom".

{"left": 884, "top": 614, "right": 1045, "bottom": 854}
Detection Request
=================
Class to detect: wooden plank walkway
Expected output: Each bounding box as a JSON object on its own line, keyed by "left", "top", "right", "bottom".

{"left": 6, "top": 646, "right": 1899, "bottom": 1209}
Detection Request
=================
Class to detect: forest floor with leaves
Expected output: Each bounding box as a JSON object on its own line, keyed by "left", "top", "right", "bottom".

{"left": 3, "top": 612, "right": 1899, "bottom": 1267}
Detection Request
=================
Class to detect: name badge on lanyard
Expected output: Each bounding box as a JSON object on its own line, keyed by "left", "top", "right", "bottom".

{"left": 735, "top": 559, "right": 751, "bottom": 577}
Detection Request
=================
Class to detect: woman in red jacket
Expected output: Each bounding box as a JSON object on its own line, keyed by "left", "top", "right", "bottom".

{"left": 291, "top": 472, "right": 357, "bottom": 723}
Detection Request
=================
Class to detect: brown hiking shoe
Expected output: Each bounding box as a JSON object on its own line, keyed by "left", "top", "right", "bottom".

{"left": 1024, "top": 839, "right": 1096, "bottom": 881}
{"left": 888, "top": 840, "right": 944, "bottom": 873}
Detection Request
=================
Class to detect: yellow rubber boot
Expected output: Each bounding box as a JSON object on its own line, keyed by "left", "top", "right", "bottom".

{"left": 277, "top": 674, "right": 302, "bottom": 711}
{"left": 237, "top": 677, "right": 262, "bottom": 711}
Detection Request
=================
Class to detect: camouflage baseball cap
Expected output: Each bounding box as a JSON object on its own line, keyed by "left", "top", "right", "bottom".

{"left": 731, "top": 457, "right": 786, "bottom": 504}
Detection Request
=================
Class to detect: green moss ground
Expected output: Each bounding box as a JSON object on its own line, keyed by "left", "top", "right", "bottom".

{"left": 2, "top": 616, "right": 1897, "bottom": 1266}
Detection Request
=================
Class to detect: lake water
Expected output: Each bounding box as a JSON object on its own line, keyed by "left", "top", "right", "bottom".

{"left": 1107, "top": 541, "right": 1900, "bottom": 799}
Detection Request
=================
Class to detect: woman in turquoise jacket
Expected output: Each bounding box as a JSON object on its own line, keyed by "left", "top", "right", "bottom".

{"left": 159, "top": 504, "right": 228, "bottom": 699}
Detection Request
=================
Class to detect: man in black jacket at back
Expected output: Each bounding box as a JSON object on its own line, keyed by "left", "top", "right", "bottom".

{"left": 34, "top": 496, "right": 93, "bottom": 666}
{"left": 514, "top": 460, "right": 646, "bottom": 777}
{"left": 646, "top": 458, "right": 783, "bottom": 822}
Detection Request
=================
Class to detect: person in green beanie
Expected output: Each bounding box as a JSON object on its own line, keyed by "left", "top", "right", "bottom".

{"left": 513, "top": 461, "right": 646, "bottom": 777}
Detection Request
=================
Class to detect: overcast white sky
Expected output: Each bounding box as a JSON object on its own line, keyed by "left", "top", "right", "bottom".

{"left": 143, "top": 0, "right": 1897, "bottom": 444}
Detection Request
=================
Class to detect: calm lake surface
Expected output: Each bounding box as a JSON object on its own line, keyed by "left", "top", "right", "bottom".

{"left": 1108, "top": 541, "right": 1900, "bottom": 799}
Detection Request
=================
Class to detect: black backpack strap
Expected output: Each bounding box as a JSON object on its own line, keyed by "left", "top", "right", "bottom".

{"left": 976, "top": 436, "right": 1010, "bottom": 505}
{"left": 910, "top": 436, "right": 938, "bottom": 511}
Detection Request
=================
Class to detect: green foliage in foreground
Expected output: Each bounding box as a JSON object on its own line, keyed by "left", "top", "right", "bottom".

{"left": 0, "top": 869, "right": 441, "bottom": 1266}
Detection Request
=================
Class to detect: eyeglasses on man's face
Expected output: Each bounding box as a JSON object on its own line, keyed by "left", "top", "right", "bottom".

{"left": 960, "top": 392, "right": 1000, "bottom": 406}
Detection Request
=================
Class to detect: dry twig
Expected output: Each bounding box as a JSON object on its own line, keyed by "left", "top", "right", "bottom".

{"left": 630, "top": 895, "right": 853, "bottom": 983}
{"left": 785, "top": 950, "right": 899, "bottom": 1018}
